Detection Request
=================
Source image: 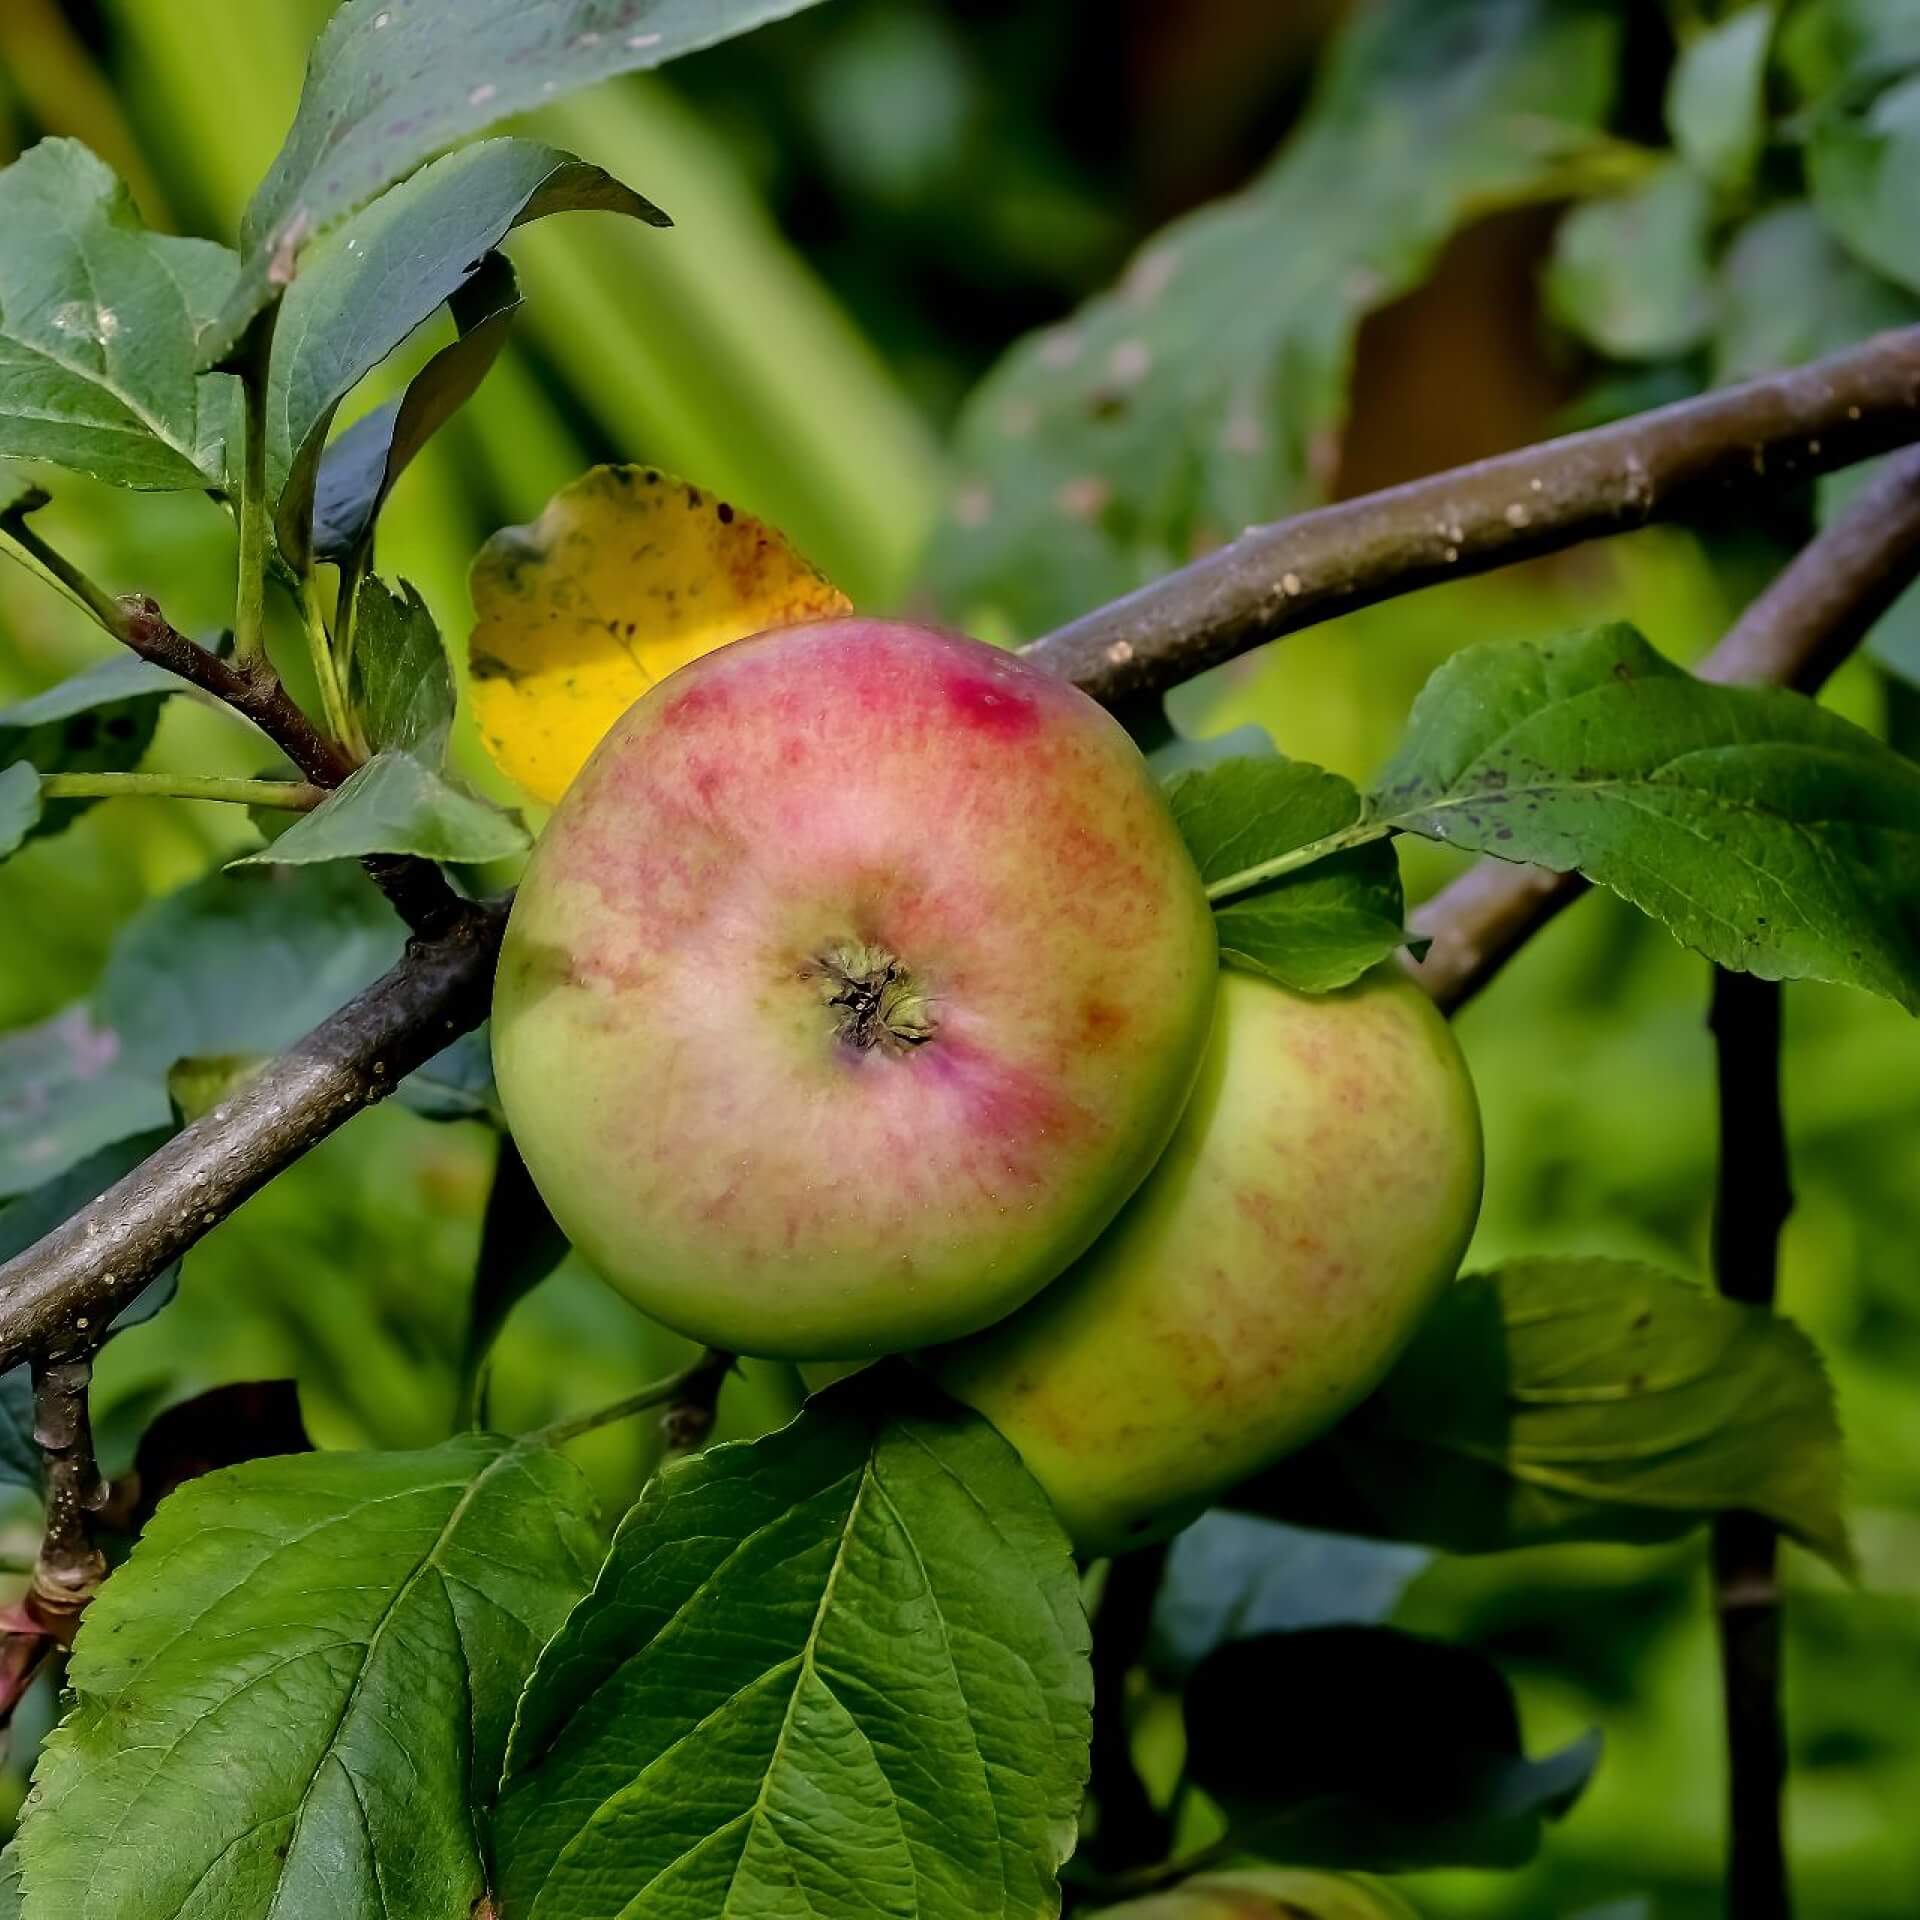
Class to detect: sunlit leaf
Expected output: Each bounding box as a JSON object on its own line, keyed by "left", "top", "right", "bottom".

{"left": 1370, "top": 623, "right": 1920, "bottom": 1010}
{"left": 208, "top": 0, "right": 827, "bottom": 360}
{"left": 495, "top": 1368, "right": 1091, "bottom": 1919}
{"left": 469, "top": 463, "right": 851, "bottom": 803}
{"left": 17, "top": 1436, "right": 601, "bottom": 1920}
{"left": 0, "top": 764, "right": 37, "bottom": 861}
{"left": 1808, "top": 71, "right": 1920, "bottom": 297}
{"left": 347, "top": 575, "right": 455, "bottom": 758}
{"left": 1167, "top": 756, "right": 1408, "bottom": 992}
{"left": 1666, "top": 5, "right": 1774, "bottom": 192}
{"left": 1247, "top": 1259, "right": 1852, "bottom": 1572}
{"left": 0, "top": 140, "right": 236, "bottom": 489}
{"left": 235, "top": 752, "right": 526, "bottom": 868}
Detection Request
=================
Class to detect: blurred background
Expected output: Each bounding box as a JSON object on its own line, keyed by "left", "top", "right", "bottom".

{"left": 2, "top": 1, "right": 1919, "bottom": 1913}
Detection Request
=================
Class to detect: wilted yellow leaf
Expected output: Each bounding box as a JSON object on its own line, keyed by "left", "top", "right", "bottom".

{"left": 467, "top": 465, "right": 851, "bottom": 803}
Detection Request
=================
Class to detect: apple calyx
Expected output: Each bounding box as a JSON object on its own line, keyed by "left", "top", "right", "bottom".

{"left": 813, "top": 942, "right": 937, "bottom": 1055}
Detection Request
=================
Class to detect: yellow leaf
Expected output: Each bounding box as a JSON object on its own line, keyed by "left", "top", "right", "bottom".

{"left": 467, "top": 465, "right": 852, "bottom": 803}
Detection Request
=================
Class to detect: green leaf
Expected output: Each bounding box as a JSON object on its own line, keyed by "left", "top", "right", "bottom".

{"left": 1089, "top": 1869, "right": 1421, "bottom": 1920}
{"left": 1167, "top": 757, "right": 1409, "bottom": 992}
{"left": 271, "top": 140, "right": 664, "bottom": 565}
{"left": 1184, "top": 1628, "right": 1599, "bottom": 1872}
{"left": 1368, "top": 623, "right": 1920, "bottom": 1010}
{"left": 235, "top": 751, "right": 528, "bottom": 867}
{"left": 1808, "top": 71, "right": 1920, "bottom": 296}
{"left": 1778, "top": 0, "right": 1920, "bottom": 97}
{"left": 345, "top": 575, "right": 455, "bottom": 757}
{"left": 208, "top": 0, "right": 826, "bottom": 361}
{"left": 397, "top": 1025, "right": 503, "bottom": 1126}
{"left": 1150, "top": 1513, "right": 1430, "bottom": 1679}
{"left": 97, "top": 861, "right": 405, "bottom": 1076}
{"left": 1666, "top": 5, "right": 1775, "bottom": 193}
{"left": 0, "top": 1007, "right": 169, "bottom": 1201}
{"left": 17, "top": 1435, "right": 600, "bottom": 1920}
{"left": 495, "top": 1368, "right": 1092, "bottom": 1919}
{"left": 312, "top": 253, "right": 522, "bottom": 567}
{"left": 1245, "top": 1259, "right": 1851, "bottom": 1572}
{"left": 0, "top": 140, "right": 237, "bottom": 489}
{"left": 0, "top": 763, "right": 38, "bottom": 860}
{"left": 1544, "top": 162, "right": 1717, "bottom": 362}
{"left": 1713, "top": 204, "right": 1919, "bottom": 384}
{"left": 0, "top": 1848, "right": 20, "bottom": 1919}
{"left": 0, "top": 651, "right": 187, "bottom": 844}
{"left": 924, "top": 0, "right": 1621, "bottom": 634}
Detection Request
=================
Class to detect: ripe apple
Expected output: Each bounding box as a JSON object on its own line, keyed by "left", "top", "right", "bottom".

{"left": 921, "top": 965, "right": 1482, "bottom": 1554}
{"left": 491, "top": 617, "right": 1218, "bottom": 1359}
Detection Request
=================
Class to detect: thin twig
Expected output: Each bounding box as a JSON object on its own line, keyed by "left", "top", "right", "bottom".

{"left": 1410, "top": 443, "right": 1920, "bottom": 1011}
{"left": 2, "top": 338, "right": 1918, "bottom": 1366}
{"left": 530, "top": 1351, "right": 733, "bottom": 1450}
{"left": 1022, "top": 326, "right": 1920, "bottom": 701}
{"left": 28, "top": 1352, "right": 107, "bottom": 1641}
{"left": 658, "top": 1348, "right": 736, "bottom": 1461}
{"left": 1708, "top": 968, "right": 1794, "bottom": 1920}
{"left": 231, "top": 309, "right": 277, "bottom": 669}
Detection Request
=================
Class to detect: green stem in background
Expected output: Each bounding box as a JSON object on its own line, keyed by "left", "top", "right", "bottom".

{"left": 230, "top": 308, "right": 278, "bottom": 669}
{"left": 300, "top": 575, "right": 360, "bottom": 756}
{"left": 530, "top": 1351, "right": 733, "bottom": 1450}
{"left": 40, "top": 772, "right": 327, "bottom": 811}
{"left": 333, "top": 545, "right": 373, "bottom": 730}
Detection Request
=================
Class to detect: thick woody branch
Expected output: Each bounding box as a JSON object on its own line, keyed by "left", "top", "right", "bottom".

{"left": 1409, "top": 442, "right": 1920, "bottom": 1011}
{"left": 28, "top": 1352, "right": 107, "bottom": 1638}
{"left": 1022, "top": 326, "right": 1920, "bottom": 701}
{"left": 3, "top": 336, "right": 1920, "bottom": 1367}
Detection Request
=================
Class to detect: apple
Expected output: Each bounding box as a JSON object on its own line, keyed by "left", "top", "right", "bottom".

{"left": 491, "top": 617, "right": 1218, "bottom": 1359}
{"left": 1089, "top": 1869, "right": 1418, "bottom": 1919}
{"left": 921, "top": 965, "right": 1482, "bottom": 1554}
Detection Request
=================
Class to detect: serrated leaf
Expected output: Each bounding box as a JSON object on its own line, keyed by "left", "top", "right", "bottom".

{"left": 1245, "top": 1259, "right": 1851, "bottom": 1571}
{"left": 272, "top": 140, "right": 664, "bottom": 566}
{"left": 209, "top": 0, "right": 826, "bottom": 360}
{"left": 1808, "top": 71, "right": 1920, "bottom": 296}
{"left": 1544, "top": 161, "right": 1717, "bottom": 362}
{"left": 1167, "top": 757, "right": 1408, "bottom": 992}
{"left": 0, "top": 1007, "right": 168, "bottom": 1200}
{"left": 0, "top": 763, "right": 37, "bottom": 859}
{"left": 1667, "top": 5, "right": 1774, "bottom": 193}
{"left": 495, "top": 1368, "right": 1092, "bottom": 1920}
{"left": 346, "top": 574, "right": 455, "bottom": 757}
{"left": 235, "top": 750, "right": 528, "bottom": 867}
{"left": 313, "top": 253, "right": 521, "bottom": 567}
{"left": 0, "top": 140, "right": 237, "bottom": 489}
{"left": 469, "top": 463, "right": 851, "bottom": 803}
{"left": 1185, "top": 1628, "right": 1599, "bottom": 1873}
{"left": 0, "top": 653, "right": 190, "bottom": 728}
{"left": 1090, "top": 1869, "right": 1420, "bottom": 1920}
{"left": 1150, "top": 1513, "right": 1430, "bottom": 1679}
{"left": 925, "top": 0, "right": 1621, "bottom": 635}
{"left": 17, "top": 1435, "right": 601, "bottom": 1920}
{"left": 1368, "top": 623, "right": 1920, "bottom": 1009}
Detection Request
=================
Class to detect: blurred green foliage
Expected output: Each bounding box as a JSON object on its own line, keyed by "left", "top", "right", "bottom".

{"left": 1, "top": 0, "right": 1919, "bottom": 1913}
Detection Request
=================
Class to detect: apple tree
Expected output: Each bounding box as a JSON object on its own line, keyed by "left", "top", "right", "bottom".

{"left": 0, "top": 2, "right": 1916, "bottom": 1917}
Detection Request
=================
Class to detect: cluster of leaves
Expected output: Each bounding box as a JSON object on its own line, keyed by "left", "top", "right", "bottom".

{"left": 0, "top": 0, "right": 1914, "bottom": 1915}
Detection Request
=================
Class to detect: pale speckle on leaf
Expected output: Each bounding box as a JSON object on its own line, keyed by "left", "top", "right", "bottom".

{"left": 1057, "top": 476, "right": 1111, "bottom": 520}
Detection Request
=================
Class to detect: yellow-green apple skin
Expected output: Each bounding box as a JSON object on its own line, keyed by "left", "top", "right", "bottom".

{"left": 923, "top": 966, "right": 1482, "bottom": 1553}
{"left": 1090, "top": 1868, "right": 1418, "bottom": 1919}
{"left": 491, "top": 617, "right": 1218, "bottom": 1360}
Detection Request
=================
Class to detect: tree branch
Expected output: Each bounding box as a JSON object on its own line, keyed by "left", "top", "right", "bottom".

{"left": 1086, "top": 1542, "right": 1172, "bottom": 1874}
{"left": 1022, "top": 326, "right": 1920, "bottom": 701}
{"left": 0, "top": 905, "right": 505, "bottom": 1376}
{"left": 1708, "top": 968, "right": 1794, "bottom": 1920}
{"left": 28, "top": 1352, "right": 107, "bottom": 1640}
{"left": 3, "top": 340, "right": 1919, "bottom": 1372}
{"left": 1408, "top": 441, "right": 1920, "bottom": 1011}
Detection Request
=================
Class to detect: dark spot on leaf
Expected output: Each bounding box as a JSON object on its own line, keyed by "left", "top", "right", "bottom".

{"left": 685, "top": 486, "right": 703, "bottom": 509}
{"left": 717, "top": 502, "right": 735, "bottom": 524}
